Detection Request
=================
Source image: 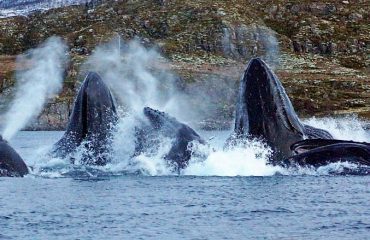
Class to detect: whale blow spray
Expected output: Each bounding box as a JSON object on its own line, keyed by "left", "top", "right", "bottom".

{"left": 2, "top": 36, "right": 68, "bottom": 140}
{"left": 83, "top": 39, "right": 180, "bottom": 114}
{"left": 82, "top": 38, "right": 238, "bottom": 125}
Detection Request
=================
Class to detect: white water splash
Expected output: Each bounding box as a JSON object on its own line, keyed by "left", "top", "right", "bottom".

{"left": 109, "top": 112, "right": 174, "bottom": 175}
{"left": 2, "top": 37, "right": 68, "bottom": 140}
{"left": 184, "top": 140, "right": 282, "bottom": 176}
{"left": 303, "top": 116, "right": 369, "bottom": 141}
{"left": 283, "top": 162, "right": 364, "bottom": 176}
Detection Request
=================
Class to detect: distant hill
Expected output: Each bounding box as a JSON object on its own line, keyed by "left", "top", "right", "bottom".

{"left": 0, "top": 0, "right": 102, "bottom": 18}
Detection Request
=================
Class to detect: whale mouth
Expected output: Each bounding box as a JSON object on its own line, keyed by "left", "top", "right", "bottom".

{"left": 143, "top": 107, "right": 177, "bottom": 130}
{"left": 143, "top": 107, "right": 159, "bottom": 118}
{"left": 143, "top": 107, "right": 163, "bottom": 129}
{"left": 291, "top": 139, "right": 370, "bottom": 154}
{"left": 75, "top": 72, "right": 103, "bottom": 141}
{"left": 52, "top": 71, "right": 117, "bottom": 161}
{"left": 285, "top": 140, "right": 370, "bottom": 168}
{"left": 236, "top": 58, "right": 305, "bottom": 137}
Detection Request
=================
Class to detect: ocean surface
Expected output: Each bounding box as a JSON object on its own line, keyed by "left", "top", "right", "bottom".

{"left": 1, "top": 125, "right": 369, "bottom": 239}
{"left": 1, "top": 172, "right": 370, "bottom": 239}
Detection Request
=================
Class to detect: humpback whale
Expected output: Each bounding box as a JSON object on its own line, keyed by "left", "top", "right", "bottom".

{"left": 284, "top": 139, "right": 370, "bottom": 168}
{"left": 135, "top": 107, "right": 206, "bottom": 171}
{"left": 52, "top": 71, "right": 202, "bottom": 170}
{"left": 52, "top": 72, "right": 117, "bottom": 165}
{"left": 0, "top": 136, "right": 28, "bottom": 177}
{"left": 229, "top": 58, "right": 333, "bottom": 162}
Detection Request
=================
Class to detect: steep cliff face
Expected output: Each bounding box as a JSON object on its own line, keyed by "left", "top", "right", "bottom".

{"left": 0, "top": 0, "right": 369, "bottom": 129}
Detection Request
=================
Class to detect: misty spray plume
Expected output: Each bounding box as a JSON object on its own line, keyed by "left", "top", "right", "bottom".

{"left": 83, "top": 38, "right": 238, "bottom": 125}
{"left": 2, "top": 36, "right": 68, "bottom": 140}
{"left": 82, "top": 38, "right": 191, "bottom": 118}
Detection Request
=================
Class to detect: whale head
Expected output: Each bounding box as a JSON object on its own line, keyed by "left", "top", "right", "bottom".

{"left": 141, "top": 107, "right": 205, "bottom": 171}
{"left": 73, "top": 72, "right": 117, "bottom": 138}
{"left": 0, "top": 137, "right": 28, "bottom": 177}
{"left": 53, "top": 72, "right": 117, "bottom": 165}
{"left": 143, "top": 107, "right": 179, "bottom": 131}
{"left": 233, "top": 58, "right": 306, "bottom": 161}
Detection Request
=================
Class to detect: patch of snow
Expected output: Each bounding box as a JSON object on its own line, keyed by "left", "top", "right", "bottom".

{"left": 0, "top": 0, "right": 102, "bottom": 18}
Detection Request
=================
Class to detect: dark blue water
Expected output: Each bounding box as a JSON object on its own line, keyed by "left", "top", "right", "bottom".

{"left": 1, "top": 176, "right": 370, "bottom": 239}
{"left": 1, "top": 130, "right": 370, "bottom": 239}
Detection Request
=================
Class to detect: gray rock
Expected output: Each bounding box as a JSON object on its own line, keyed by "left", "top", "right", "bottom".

{"left": 349, "top": 13, "right": 363, "bottom": 22}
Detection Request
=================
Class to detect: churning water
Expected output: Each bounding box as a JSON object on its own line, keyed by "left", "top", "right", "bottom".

{"left": 0, "top": 116, "right": 369, "bottom": 239}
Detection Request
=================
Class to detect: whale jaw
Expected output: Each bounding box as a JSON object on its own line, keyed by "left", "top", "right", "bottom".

{"left": 285, "top": 139, "right": 370, "bottom": 168}
{"left": 52, "top": 72, "right": 117, "bottom": 165}
{"left": 233, "top": 58, "right": 306, "bottom": 161}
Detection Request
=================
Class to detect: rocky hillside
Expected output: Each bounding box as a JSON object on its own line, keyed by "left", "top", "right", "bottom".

{"left": 0, "top": 0, "right": 369, "bottom": 129}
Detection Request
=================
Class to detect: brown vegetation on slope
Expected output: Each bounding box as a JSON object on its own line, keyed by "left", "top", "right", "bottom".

{"left": 0, "top": 0, "right": 369, "bottom": 129}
